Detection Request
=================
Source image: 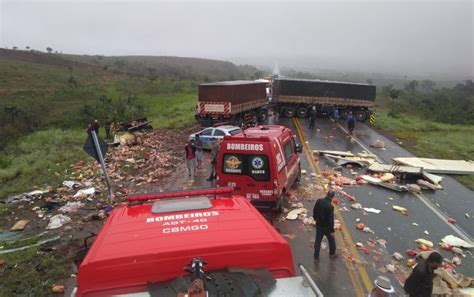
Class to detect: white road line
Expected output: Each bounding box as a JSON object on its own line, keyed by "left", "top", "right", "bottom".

{"left": 334, "top": 121, "right": 474, "bottom": 242}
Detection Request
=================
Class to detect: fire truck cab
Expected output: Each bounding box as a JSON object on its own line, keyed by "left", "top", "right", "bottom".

{"left": 217, "top": 125, "right": 302, "bottom": 210}
{"left": 73, "top": 188, "right": 321, "bottom": 297}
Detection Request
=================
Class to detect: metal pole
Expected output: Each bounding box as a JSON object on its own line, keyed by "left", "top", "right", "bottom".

{"left": 91, "top": 131, "right": 113, "bottom": 200}
{"left": 299, "top": 264, "right": 324, "bottom": 297}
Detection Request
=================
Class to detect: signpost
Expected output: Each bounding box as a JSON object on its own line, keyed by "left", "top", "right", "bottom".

{"left": 83, "top": 131, "right": 113, "bottom": 200}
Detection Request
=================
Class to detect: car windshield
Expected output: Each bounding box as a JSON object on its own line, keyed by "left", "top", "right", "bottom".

{"left": 228, "top": 128, "right": 242, "bottom": 136}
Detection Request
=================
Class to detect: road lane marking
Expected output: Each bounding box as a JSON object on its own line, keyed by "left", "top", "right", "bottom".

{"left": 335, "top": 121, "right": 473, "bottom": 242}
{"left": 293, "top": 118, "right": 372, "bottom": 297}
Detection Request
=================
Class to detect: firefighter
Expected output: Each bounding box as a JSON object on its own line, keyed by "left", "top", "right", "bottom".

{"left": 312, "top": 191, "right": 337, "bottom": 261}
{"left": 309, "top": 106, "right": 317, "bottom": 130}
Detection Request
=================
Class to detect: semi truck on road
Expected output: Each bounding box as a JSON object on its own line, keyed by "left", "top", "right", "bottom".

{"left": 272, "top": 78, "right": 376, "bottom": 122}
{"left": 196, "top": 80, "right": 268, "bottom": 127}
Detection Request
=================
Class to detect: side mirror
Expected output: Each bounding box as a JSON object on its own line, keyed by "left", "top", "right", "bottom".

{"left": 295, "top": 144, "right": 302, "bottom": 153}
{"left": 74, "top": 233, "right": 97, "bottom": 267}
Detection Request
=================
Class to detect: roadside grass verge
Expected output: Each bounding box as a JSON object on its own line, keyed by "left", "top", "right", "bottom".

{"left": 0, "top": 129, "right": 88, "bottom": 199}
{"left": 0, "top": 242, "right": 77, "bottom": 296}
{"left": 374, "top": 111, "right": 474, "bottom": 190}
{"left": 138, "top": 93, "right": 197, "bottom": 129}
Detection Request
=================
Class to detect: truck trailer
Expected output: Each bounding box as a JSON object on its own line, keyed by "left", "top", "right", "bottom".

{"left": 272, "top": 78, "right": 376, "bottom": 121}
{"left": 196, "top": 80, "right": 268, "bottom": 127}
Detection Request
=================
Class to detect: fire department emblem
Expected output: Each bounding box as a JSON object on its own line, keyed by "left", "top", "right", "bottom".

{"left": 225, "top": 156, "right": 242, "bottom": 169}
{"left": 251, "top": 157, "right": 264, "bottom": 169}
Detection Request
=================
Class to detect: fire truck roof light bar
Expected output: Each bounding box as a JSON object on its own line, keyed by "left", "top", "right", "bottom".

{"left": 127, "top": 187, "right": 234, "bottom": 203}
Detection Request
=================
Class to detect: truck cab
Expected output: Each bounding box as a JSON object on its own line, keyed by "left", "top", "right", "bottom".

{"left": 216, "top": 125, "right": 302, "bottom": 210}
{"left": 74, "top": 188, "right": 307, "bottom": 297}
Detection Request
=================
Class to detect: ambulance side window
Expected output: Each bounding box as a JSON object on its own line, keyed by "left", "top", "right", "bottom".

{"left": 283, "top": 140, "right": 294, "bottom": 161}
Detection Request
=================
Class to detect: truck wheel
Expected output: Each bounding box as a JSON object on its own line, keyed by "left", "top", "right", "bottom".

{"left": 296, "top": 107, "right": 308, "bottom": 118}
{"left": 355, "top": 110, "right": 368, "bottom": 122}
{"left": 284, "top": 107, "right": 295, "bottom": 118}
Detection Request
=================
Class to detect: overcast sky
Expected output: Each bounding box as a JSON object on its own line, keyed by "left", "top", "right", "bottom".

{"left": 1, "top": 0, "right": 473, "bottom": 79}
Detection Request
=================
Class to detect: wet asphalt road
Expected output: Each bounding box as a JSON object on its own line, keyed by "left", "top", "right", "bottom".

{"left": 181, "top": 116, "right": 474, "bottom": 297}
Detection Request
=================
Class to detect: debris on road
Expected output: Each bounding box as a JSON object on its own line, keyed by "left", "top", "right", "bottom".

{"left": 392, "top": 252, "right": 405, "bottom": 261}
{"left": 392, "top": 205, "right": 408, "bottom": 215}
{"left": 10, "top": 220, "right": 30, "bottom": 231}
{"left": 0, "top": 235, "right": 61, "bottom": 255}
{"left": 51, "top": 284, "right": 65, "bottom": 293}
{"left": 46, "top": 214, "right": 72, "bottom": 230}
{"left": 363, "top": 207, "right": 381, "bottom": 214}
{"left": 286, "top": 208, "right": 307, "bottom": 220}
{"left": 393, "top": 157, "right": 474, "bottom": 175}
{"left": 73, "top": 187, "right": 96, "bottom": 198}
{"left": 441, "top": 235, "right": 474, "bottom": 249}
{"left": 415, "top": 238, "right": 434, "bottom": 248}
{"left": 447, "top": 218, "right": 457, "bottom": 224}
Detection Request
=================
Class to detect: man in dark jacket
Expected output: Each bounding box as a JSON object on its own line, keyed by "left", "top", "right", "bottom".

{"left": 404, "top": 251, "right": 443, "bottom": 297}
{"left": 347, "top": 112, "right": 355, "bottom": 135}
{"left": 309, "top": 106, "right": 317, "bottom": 130}
{"left": 313, "top": 191, "right": 337, "bottom": 261}
{"left": 93, "top": 119, "right": 100, "bottom": 137}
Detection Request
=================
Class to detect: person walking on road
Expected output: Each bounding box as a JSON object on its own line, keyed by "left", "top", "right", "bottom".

{"left": 194, "top": 134, "right": 203, "bottom": 169}
{"left": 369, "top": 276, "right": 395, "bottom": 297}
{"left": 313, "top": 191, "right": 337, "bottom": 261}
{"left": 309, "top": 106, "right": 317, "bottom": 130}
{"left": 185, "top": 140, "right": 197, "bottom": 177}
{"left": 347, "top": 111, "right": 356, "bottom": 135}
{"left": 404, "top": 251, "right": 443, "bottom": 297}
{"left": 207, "top": 138, "right": 219, "bottom": 181}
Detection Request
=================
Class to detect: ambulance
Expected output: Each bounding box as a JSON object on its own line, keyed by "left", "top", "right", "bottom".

{"left": 216, "top": 125, "right": 302, "bottom": 210}
{"left": 73, "top": 188, "right": 321, "bottom": 297}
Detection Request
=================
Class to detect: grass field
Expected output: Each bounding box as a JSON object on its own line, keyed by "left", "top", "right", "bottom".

{"left": 374, "top": 111, "right": 474, "bottom": 189}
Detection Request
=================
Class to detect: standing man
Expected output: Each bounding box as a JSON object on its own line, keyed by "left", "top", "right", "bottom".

{"left": 347, "top": 111, "right": 356, "bottom": 135}
{"left": 93, "top": 119, "right": 100, "bottom": 137}
{"left": 194, "top": 134, "right": 203, "bottom": 169}
{"left": 185, "top": 140, "right": 197, "bottom": 177}
{"left": 207, "top": 138, "right": 219, "bottom": 181}
{"left": 309, "top": 106, "right": 317, "bottom": 130}
{"left": 404, "top": 252, "right": 443, "bottom": 297}
{"left": 313, "top": 191, "right": 337, "bottom": 261}
{"left": 104, "top": 119, "right": 111, "bottom": 139}
{"left": 333, "top": 108, "right": 340, "bottom": 123}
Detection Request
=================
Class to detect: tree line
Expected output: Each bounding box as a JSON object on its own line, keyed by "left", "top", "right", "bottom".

{"left": 381, "top": 80, "right": 474, "bottom": 125}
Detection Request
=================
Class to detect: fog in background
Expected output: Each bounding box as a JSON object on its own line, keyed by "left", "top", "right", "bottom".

{"left": 1, "top": 0, "right": 473, "bottom": 79}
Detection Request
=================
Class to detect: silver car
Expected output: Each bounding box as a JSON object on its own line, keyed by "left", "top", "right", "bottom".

{"left": 189, "top": 125, "right": 242, "bottom": 149}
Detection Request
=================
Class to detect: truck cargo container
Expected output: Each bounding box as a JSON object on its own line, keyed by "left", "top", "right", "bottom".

{"left": 272, "top": 78, "right": 376, "bottom": 121}
{"left": 196, "top": 80, "right": 268, "bottom": 127}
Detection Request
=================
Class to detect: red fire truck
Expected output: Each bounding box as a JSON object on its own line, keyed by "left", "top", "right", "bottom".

{"left": 73, "top": 188, "right": 321, "bottom": 297}
{"left": 216, "top": 125, "right": 302, "bottom": 210}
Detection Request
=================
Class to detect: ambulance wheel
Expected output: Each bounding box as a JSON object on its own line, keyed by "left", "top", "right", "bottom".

{"left": 296, "top": 164, "right": 302, "bottom": 182}
{"left": 296, "top": 107, "right": 308, "bottom": 118}
{"left": 284, "top": 107, "right": 295, "bottom": 118}
{"left": 276, "top": 193, "right": 286, "bottom": 212}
